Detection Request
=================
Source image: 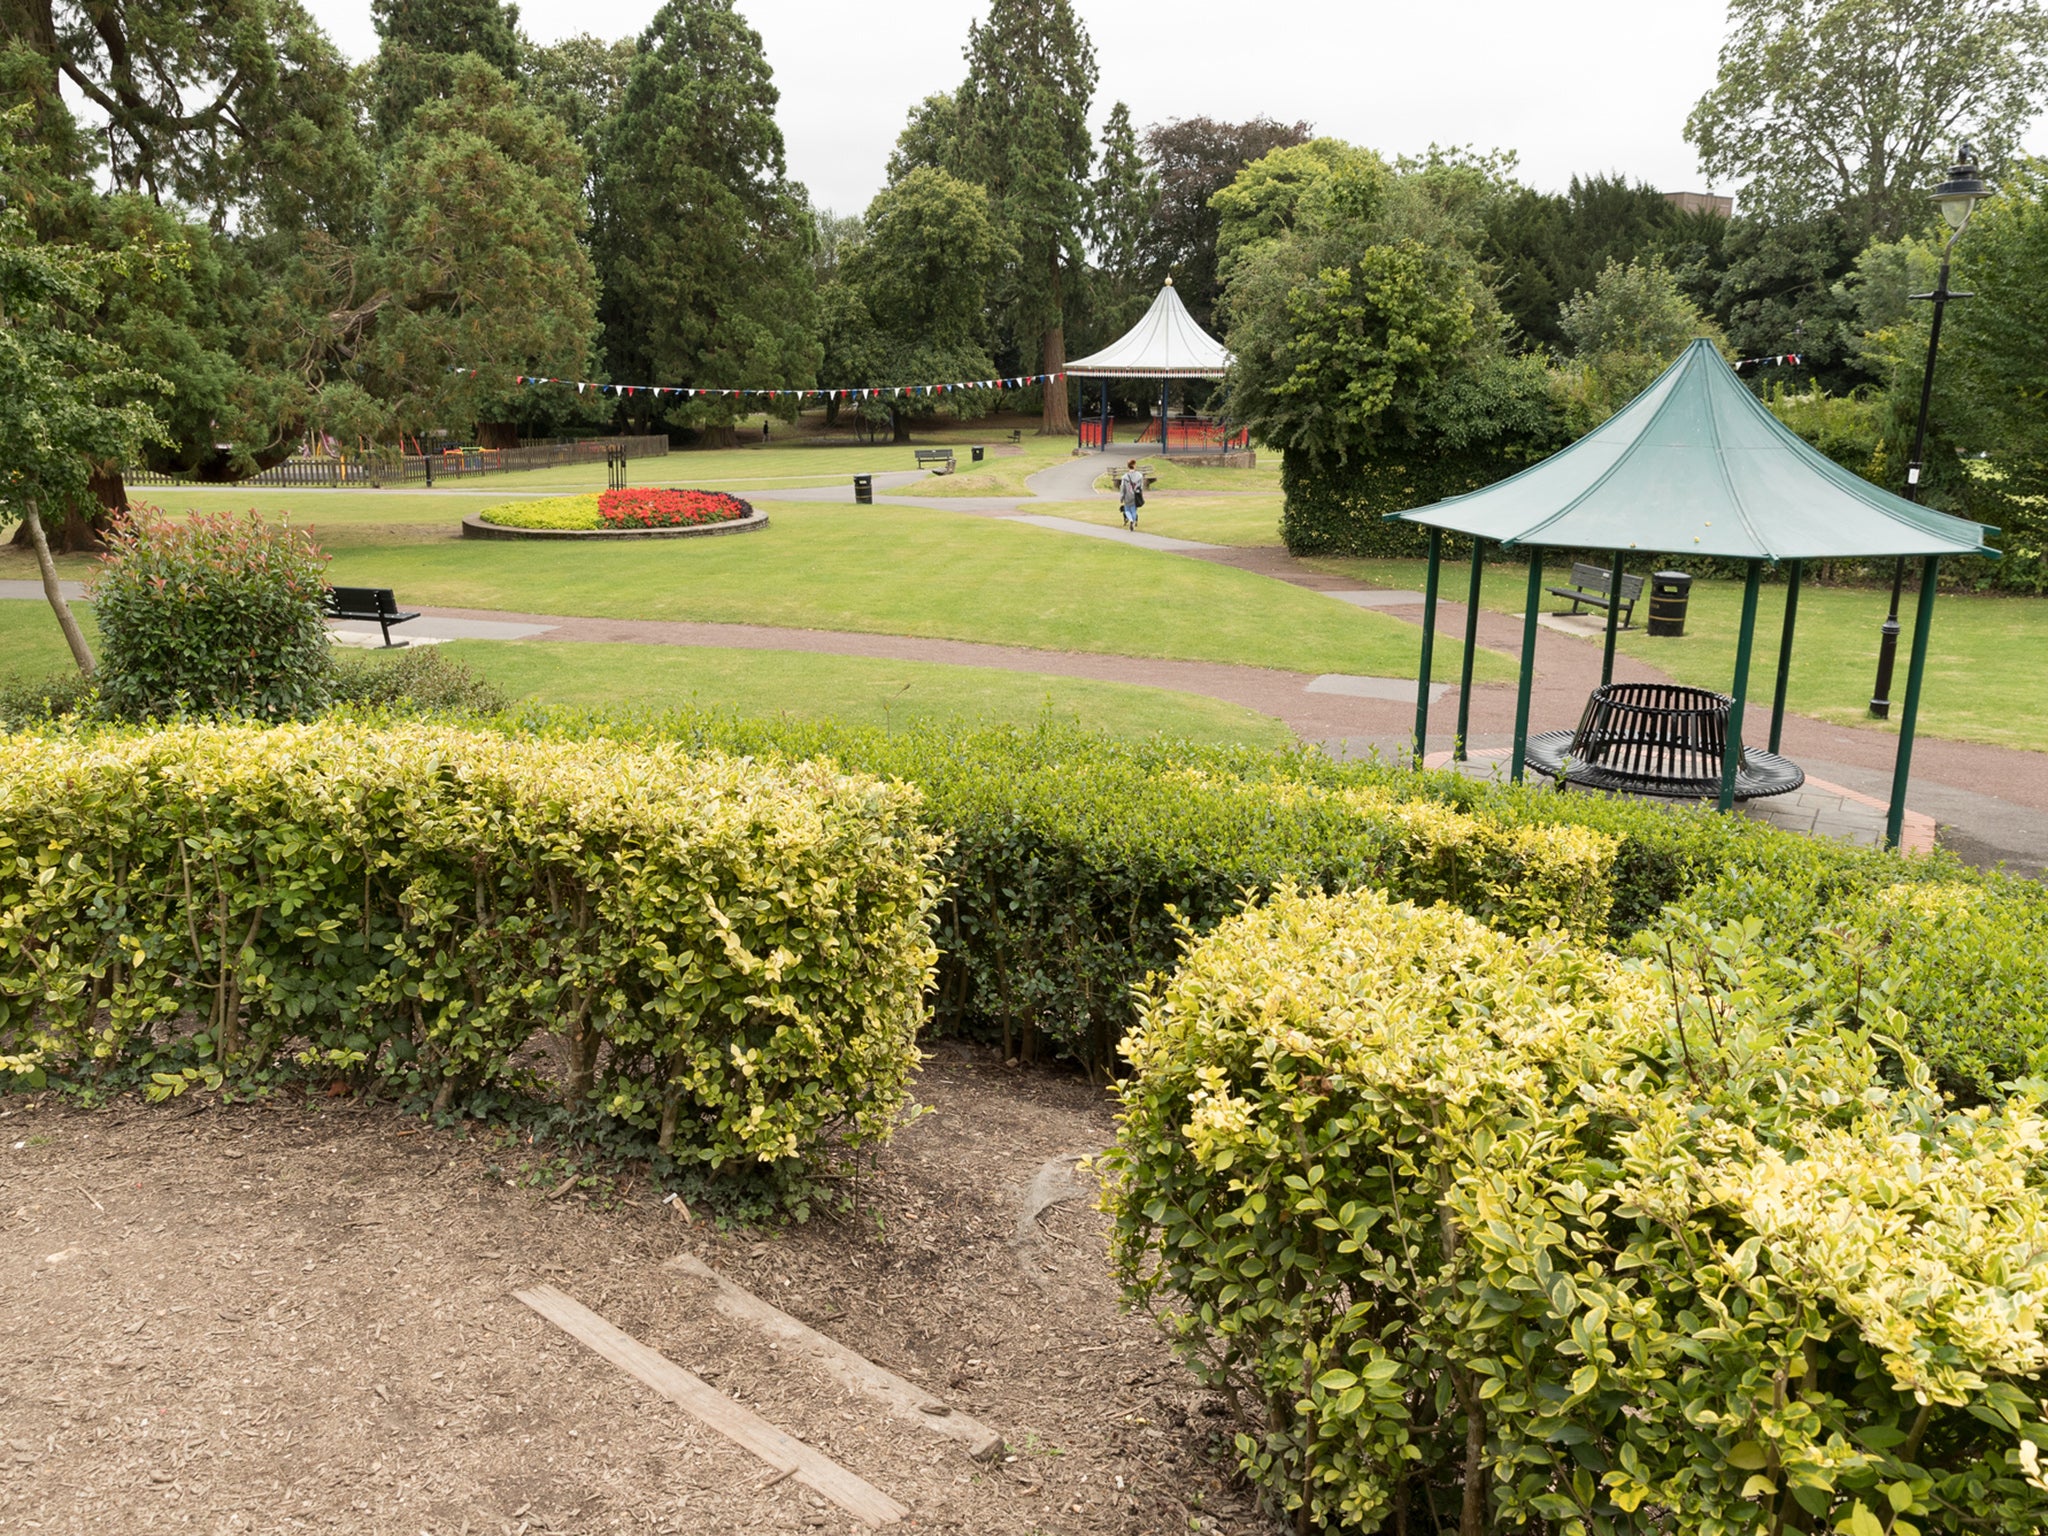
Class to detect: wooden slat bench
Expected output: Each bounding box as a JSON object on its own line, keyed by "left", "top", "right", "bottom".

{"left": 1523, "top": 682, "right": 1804, "bottom": 800}
{"left": 322, "top": 586, "right": 420, "bottom": 649}
{"left": 1548, "top": 562, "right": 1644, "bottom": 627}
{"left": 914, "top": 449, "right": 956, "bottom": 475}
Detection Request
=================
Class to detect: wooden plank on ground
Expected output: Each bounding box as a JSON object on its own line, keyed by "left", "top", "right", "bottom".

{"left": 667, "top": 1251, "right": 1004, "bottom": 1461}
{"left": 512, "top": 1283, "right": 908, "bottom": 1528}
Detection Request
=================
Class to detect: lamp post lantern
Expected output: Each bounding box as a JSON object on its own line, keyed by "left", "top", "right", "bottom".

{"left": 1871, "top": 144, "right": 1991, "bottom": 718}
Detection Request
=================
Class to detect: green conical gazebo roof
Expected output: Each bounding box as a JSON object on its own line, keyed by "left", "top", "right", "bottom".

{"left": 1390, "top": 340, "right": 1997, "bottom": 561}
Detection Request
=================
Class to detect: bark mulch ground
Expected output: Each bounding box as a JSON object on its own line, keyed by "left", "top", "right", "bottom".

{"left": 0, "top": 1045, "right": 1264, "bottom": 1536}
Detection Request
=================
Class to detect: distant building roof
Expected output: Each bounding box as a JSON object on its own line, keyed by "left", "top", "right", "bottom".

{"left": 1390, "top": 340, "right": 1996, "bottom": 561}
{"left": 1065, "top": 280, "right": 1232, "bottom": 378}
{"left": 1665, "top": 190, "right": 1734, "bottom": 219}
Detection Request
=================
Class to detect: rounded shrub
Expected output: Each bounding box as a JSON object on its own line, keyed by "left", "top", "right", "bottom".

{"left": 91, "top": 507, "right": 333, "bottom": 720}
{"left": 1105, "top": 885, "right": 2048, "bottom": 1535}
{"left": 330, "top": 645, "right": 508, "bottom": 715}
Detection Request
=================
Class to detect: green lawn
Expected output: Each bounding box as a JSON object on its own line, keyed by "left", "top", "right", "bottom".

{"left": 440, "top": 639, "right": 1295, "bottom": 745}
{"left": 1309, "top": 555, "right": 2048, "bottom": 754}
{"left": 0, "top": 606, "right": 1286, "bottom": 745}
{"left": 0, "top": 600, "right": 98, "bottom": 678}
{"left": 2, "top": 504, "right": 1509, "bottom": 683}
{"left": 1038, "top": 497, "right": 1283, "bottom": 547}
{"left": 311, "top": 504, "right": 1504, "bottom": 679}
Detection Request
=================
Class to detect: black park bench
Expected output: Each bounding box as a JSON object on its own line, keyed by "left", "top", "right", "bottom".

{"left": 1523, "top": 682, "right": 1805, "bottom": 801}
{"left": 322, "top": 586, "right": 420, "bottom": 648}
{"left": 1548, "top": 561, "right": 1644, "bottom": 628}
{"left": 914, "top": 448, "right": 956, "bottom": 475}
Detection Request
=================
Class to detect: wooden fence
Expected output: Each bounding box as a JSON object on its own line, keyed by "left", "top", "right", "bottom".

{"left": 127, "top": 435, "right": 671, "bottom": 490}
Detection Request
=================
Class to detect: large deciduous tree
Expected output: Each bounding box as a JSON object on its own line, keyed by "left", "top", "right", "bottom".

{"left": 951, "top": 0, "right": 1097, "bottom": 435}
{"left": 521, "top": 31, "right": 634, "bottom": 174}
{"left": 592, "top": 0, "right": 818, "bottom": 446}
{"left": 1554, "top": 259, "right": 1729, "bottom": 429}
{"left": 1, "top": 0, "right": 370, "bottom": 540}
{"left": 1686, "top": 0, "right": 2048, "bottom": 240}
{"left": 886, "top": 92, "right": 961, "bottom": 185}
{"left": 1928, "top": 158, "right": 2048, "bottom": 585}
{"left": 831, "top": 168, "right": 1006, "bottom": 441}
{"left": 0, "top": 117, "right": 169, "bottom": 672}
{"left": 289, "top": 56, "right": 598, "bottom": 448}
{"left": 1141, "top": 115, "right": 1310, "bottom": 328}
{"left": 1214, "top": 139, "right": 1562, "bottom": 554}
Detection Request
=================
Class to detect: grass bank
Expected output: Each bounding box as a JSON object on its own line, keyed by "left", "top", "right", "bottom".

{"left": 442, "top": 640, "right": 1295, "bottom": 745}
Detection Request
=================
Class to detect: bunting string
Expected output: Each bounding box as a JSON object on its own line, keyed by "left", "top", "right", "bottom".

{"left": 1733, "top": 352, "right": 1805, "bottom": 370}
{"left": 450, "top": 367, "right": 1066, "bottom": 402}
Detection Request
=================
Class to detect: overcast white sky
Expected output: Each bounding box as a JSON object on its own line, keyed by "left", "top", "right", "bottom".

{"left": 303, "top": 0, "right": 2048, "bottom": 217}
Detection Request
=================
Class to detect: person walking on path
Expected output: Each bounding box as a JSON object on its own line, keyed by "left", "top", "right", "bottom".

{"left": 1118, "top": 458, "right": 1145, "bottom": 531}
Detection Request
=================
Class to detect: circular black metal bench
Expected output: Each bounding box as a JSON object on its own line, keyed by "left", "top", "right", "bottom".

{"left": 1522, "top": 682, "right": 1805, "bottom": 800}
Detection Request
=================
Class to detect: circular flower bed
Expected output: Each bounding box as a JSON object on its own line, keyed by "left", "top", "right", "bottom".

{"left": 476, "top": 487, "right": 757, "bottom": 532}
{"left": 600, "top": 487, "right": 753, "bottom": 528}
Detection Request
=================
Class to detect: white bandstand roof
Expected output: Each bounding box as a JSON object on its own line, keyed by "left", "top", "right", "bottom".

{"left": 1065, "top": 279, "right": 1232, "bottom": 378}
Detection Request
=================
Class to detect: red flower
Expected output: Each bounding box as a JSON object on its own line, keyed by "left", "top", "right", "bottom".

{"left": 596, "top": 487, "right": 750, "bottom": 530}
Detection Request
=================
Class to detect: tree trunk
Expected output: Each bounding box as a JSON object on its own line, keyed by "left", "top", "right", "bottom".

{"left": 1039, "top": 323, "right": 1073, "bottom": 435}
{"left": 10, "top": 465, "right": 123, "bottom": 553}
{"left": 891, "top": 409, "right": 911, "bottom": 443}
{"left": 476, "top": 421, "right": 521, "bottom": 450}
{"left": 23, "top": 498, "right": 95, "bottom": 675}
{"left": 699, "top": 422, "right": 739, "bottom": 450}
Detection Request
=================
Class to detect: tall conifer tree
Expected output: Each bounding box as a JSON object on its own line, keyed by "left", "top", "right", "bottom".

{"left": 1090, "top": 101, "right": 1158, "bottom": 329}
{"left": 369, "top": 0, "right": 522, "bottom": 140}
{"left": 591, "top": 0, "right": 817, "bottom": 445}
{"left": 951, "top": 0, "right": 1096, "bottom": 434}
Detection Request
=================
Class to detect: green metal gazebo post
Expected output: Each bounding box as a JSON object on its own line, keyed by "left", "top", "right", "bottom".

{"left": 1600, "top": 550, "right": 1625, "bottom": 687}
{"left": 1454, "top": 539, "right": 1484, "bottom": 760}
{"left": 1886, "top": 557, "right": 1940, "bottom": 849}
{"left": 1413, "top": 527, "right": 1443, "bottom": 767}
{"left": 1768, "top": 559, "right": 1803, "bottom": 755}
{"left": 1718, "top": 560, "right": 1764, "bottom": 812}
{"left": 1511, "top": 547, "right": 1544, "bottom": 784}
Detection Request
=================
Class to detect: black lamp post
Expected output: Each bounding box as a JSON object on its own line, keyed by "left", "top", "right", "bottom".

{"left": 1870, "top": 144, "right": 1991, "bottom": 718}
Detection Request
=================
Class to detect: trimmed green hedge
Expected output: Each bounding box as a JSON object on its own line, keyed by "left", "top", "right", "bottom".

{"left": 11, "top": 706, "right": 2038, "bottom": 1097}
{"left": 0, "top": 723, "right": 939, "bottom": 1174}
{"left": 1106, "top": 885, "right": 2048, "bottom": 1534}
{"left": 1278, "top": 447, "right": 1511, "bottom": 558}
{"left": 500, "top": 709, "right": 2034, "bottom": 1081}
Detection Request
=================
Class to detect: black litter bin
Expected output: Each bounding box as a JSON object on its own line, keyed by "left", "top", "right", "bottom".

{"left": 853, "top": 474, "right": 873, "bottom": 505}
{"left": 971, "top": 445, "right": 985, "bottom": 463}
{"left": 1648, "top": 571, "right": 1693, "bottom": 636}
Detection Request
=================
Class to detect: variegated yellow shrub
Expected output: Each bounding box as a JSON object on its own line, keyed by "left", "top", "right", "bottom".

{"left": 1346, "top": 786, "right": 1619, "bottom": 939}
{"left": 0, "top": 723, "right": 940, "bottom": 1174}
{"left": 1106, "top": 886, "right": 2048, "bottom": 1535}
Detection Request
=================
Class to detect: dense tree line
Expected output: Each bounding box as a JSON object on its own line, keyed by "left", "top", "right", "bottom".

{"left": 4, "top": 0, "right": 2045, "bottom": 584}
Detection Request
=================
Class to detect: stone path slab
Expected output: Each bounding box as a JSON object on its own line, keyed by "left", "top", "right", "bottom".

{"left": 0, "top": 579, "right": 87, "bottom": 600}
{"left": 997, "top": 514, "right": 1220, "bottom": 551}
{"left": 1307, "top": 674, "right": 1445, "bottom": 703}
{"left": 1326, "top": 589, "right": 1427, "bottom": 609}
{"left": 327, "top": 615, "right": 557, "bottom": 648}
